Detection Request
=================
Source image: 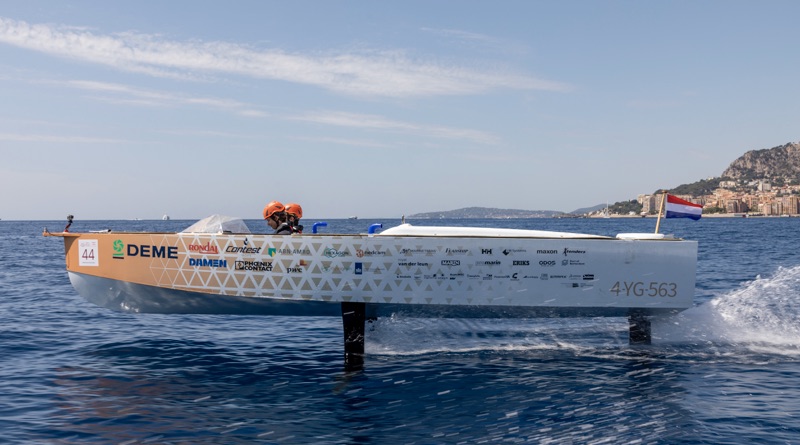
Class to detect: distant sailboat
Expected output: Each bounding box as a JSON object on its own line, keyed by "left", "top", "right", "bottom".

{"left": 603, "top": 202, "right": 611, "bottom": 218}
{"left": 162, "top": 214, "right": 170, "bottom": 221}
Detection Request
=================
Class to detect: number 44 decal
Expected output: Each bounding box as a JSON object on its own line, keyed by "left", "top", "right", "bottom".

{"left": 78, "top": 239, "right": 99, "bottom": 267}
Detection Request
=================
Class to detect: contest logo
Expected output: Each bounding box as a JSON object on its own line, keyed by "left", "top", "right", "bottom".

{"left": 225, "top": 238, "right": 261, "bottom": 254}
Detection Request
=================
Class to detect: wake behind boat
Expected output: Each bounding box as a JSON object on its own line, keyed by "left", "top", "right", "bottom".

{"left": 45, "top": 215, "right": 697, "bottom": 365}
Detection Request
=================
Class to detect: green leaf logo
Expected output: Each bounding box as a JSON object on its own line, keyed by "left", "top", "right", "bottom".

{"left": 113, "top": 239, "right": 124, "bottom": 258}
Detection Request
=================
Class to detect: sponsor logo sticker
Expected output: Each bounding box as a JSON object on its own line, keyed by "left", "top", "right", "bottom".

{"left": 563, "top": 248, "right": 586, "bottom": 256}
{"left": 323, "top": 248, "right": 350, "bottom": 258}
{"left": 189, "top": 242, "right": 218, "bottom": 254}
{"left": 113, "top": 239, "right": 124, "bottom": 259}
{"left": 189, "top": 258, "right": 228, "bottom": 268}
{"left": 356, "top": 249, "right": 387, "bottom": 257}
{"left": 475, "top": 260, "right": 501, "bottom": 266}
{"left": 126, "top": 244, "right": 179, "bottom": 259}
{"left": 400, "top": 247, "right": 437, "bottom": 256}
{"left": 235, "top": 260, "right": 273, "bottom": 271}
{"left": 226, "top": 238, "right": 261, "bottom": 254}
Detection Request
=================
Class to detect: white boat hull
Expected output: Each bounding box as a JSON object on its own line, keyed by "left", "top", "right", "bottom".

{"left": 51, "top": 227, "right": 697, "bottom": 318}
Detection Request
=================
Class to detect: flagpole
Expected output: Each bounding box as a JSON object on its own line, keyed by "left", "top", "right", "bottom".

{"left": 654, "top": 191, "right": 667, "bottom": 234}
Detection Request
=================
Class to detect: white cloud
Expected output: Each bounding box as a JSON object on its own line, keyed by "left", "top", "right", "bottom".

{"left": 0, "top": 133, "right": 124, "bottom": 143}
{"left": 60, "top": 80, "right": 267, "bottom": 117}
{"left": 289, "top": 111, "right": 500, "bottom": 145}
{"left": 422, "top": 27, "right": 500, "bottom": 44}
{"left": 420, "top": 27, "right": 531, "bottom": 58}
{"left": 54, "top": 79, "right": 495, "bottom": 143}
{"left": 290, "top": 135, "right": 391, "bottom": 149}
{"left": 0, "top": 17, "right": 570, "bottom": 98}
{"left": 20, "top": 76, "right": 498, "bottom": 144}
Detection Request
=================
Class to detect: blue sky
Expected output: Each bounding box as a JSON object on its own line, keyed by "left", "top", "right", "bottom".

{"left": 1, "top": 1, "right": 798, "bottom": 220}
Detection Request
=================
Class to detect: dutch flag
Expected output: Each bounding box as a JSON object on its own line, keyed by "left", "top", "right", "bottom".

{"left": 665, "top": 194, "right": 703, "bottom": 220}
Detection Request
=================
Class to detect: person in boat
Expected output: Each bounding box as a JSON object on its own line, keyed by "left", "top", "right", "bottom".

{"left": 263, "top": 200, "right": 293, "bottom": 235}
{"left": 285, "top": 203, "right": 303, "bottom": 234}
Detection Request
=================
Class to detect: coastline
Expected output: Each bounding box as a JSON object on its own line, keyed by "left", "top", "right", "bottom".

{"left": 592, "top": 213, "right": 797, "bottom": 218}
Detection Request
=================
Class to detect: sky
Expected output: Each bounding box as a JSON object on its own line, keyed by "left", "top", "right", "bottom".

{"left": 1, "top": 1, "right": 799, "bottom": 220}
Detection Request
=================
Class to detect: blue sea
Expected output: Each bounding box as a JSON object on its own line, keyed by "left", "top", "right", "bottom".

{"left": 2, "top": 217, "right": 800, "bottom": 444}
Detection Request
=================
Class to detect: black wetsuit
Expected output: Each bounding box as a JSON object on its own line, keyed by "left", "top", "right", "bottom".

{"left": 274, "top": 222, "right": 293, "bottom": 235}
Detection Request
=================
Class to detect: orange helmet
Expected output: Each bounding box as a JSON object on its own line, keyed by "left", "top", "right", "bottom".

{"left": 263, "top": 200, "right": 285, "bottom": 219}
{"left": 285, "top": 203, "right": 303, "bottom": 219}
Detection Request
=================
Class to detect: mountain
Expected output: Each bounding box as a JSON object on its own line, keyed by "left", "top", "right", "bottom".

{"left": 409, "top": 141, "right": 800, "bottom": 218}
{"left": 570, "top": 203, "right": 606, "bottom": 214}
{"left": 669, "top": 141, "right": 800, "bottom": 197}
{"left": 721, "top": 142, "right": 800, "bottom": 183}
{"left": 408, "top": 207, "right": 563, "bottom": 219}
{"left": 667, "top": 177, "right": 724, "bottom": 197}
